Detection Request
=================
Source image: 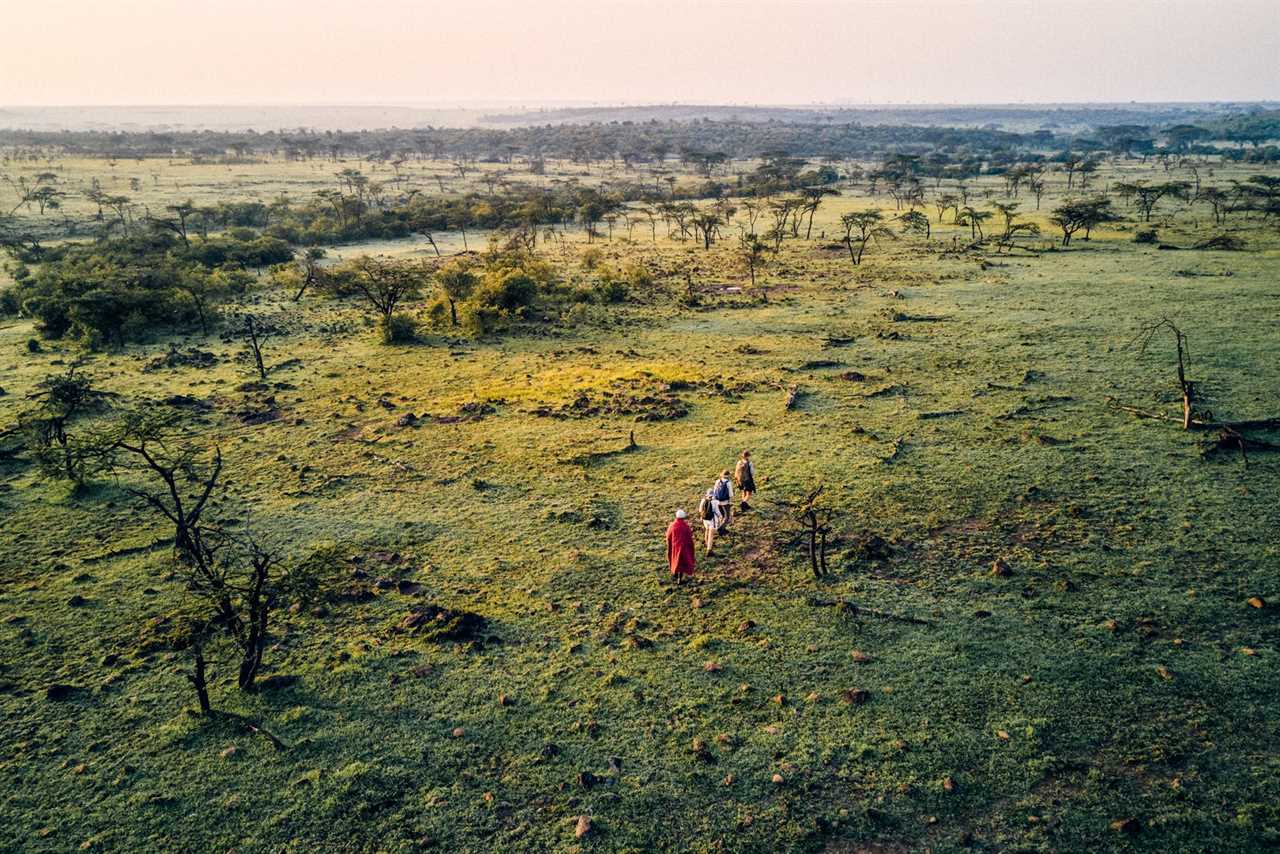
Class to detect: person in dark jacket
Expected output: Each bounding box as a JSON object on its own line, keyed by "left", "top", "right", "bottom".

{"left": 734, "top": 450, "right": 756, "bottom": 512}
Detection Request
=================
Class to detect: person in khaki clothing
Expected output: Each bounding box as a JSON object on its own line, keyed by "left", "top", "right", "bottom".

{"left": 734, "top": 450, "right": 757, "bottom": 512}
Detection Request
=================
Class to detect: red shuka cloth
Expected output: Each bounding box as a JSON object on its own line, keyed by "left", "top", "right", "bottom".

{"left": 666, "top": 519, "right": 696, "bottom": 576}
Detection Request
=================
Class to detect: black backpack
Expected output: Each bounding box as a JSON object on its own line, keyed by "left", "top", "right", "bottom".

{"left": 700, "top": 497, "right": 715, "bottom": 520}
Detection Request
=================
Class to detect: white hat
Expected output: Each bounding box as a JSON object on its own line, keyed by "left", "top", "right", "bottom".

{"left": 675, "top": 509, "right": 687, "bottom": 519}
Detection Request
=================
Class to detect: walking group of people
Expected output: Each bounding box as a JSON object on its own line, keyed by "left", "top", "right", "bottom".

{"left": 665, "top": 451, "right": 757, "bottom": 583}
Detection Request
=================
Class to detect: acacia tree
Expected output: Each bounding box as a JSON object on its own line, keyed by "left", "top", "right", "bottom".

{"left": 1114, "top": 181, "right": 1192, "bottom": 221}
{"left": 151, "top": 199, "right": 197, "bottom": 247}
{"left": 435, "top": 256, "right": 477, "bottom": 326}
{"left": 839, "top": 210, "right": 896, "bottom": 266}
{"left": 934, "top": 192, "right": 959, "bottom": 223}
{"left": 990, "top": 202, "right": 1040, "bottom": 250}
{"left": 293, "top": 247, "right": 327, "bottom": 301}
{"left": 799, "top": 185, "right": 839, "bottom": 239}
{"left": 1048, "top": 197, "right": 1117, "bottom": 246}
{"left": 690, "top": 210, "right": 722, "bottom": 249}
{"left": 20, "top": 365, "right": 118, "bottom": 487}
{"left": 896, "top": 210, "right": 931, "bottom": 240}
{"left": 1196, "top": 186, "right": 1233, "bottom": 225}
{"left": 350, "top": 256, "right": 426, "bottom": 329}
{"left": 956, "top": 206, "right": 993, "bottom": 241}
{"left": 738, "top": 233, "right": 770, "bottom": 291}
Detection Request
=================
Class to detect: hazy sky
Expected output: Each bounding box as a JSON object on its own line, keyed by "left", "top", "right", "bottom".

{"left": 3, "top": 0, "right": 1277, "bottom": 106}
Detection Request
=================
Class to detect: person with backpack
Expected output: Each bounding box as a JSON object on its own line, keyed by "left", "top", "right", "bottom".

{"left": 697, "top": 489, "right": 718, "bottom": 554}
{"left": 665, "top": 509, "right": 696, "bottom": 583}
{"left": 734, "top": 450, "right": 756, "bottom": 512}
{"left": 712, "top": 470, "right": 734, "bottom": 532}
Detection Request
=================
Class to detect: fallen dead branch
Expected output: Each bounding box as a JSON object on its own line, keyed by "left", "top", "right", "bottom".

{"left": 1114, "top": 318, "right": 1280, "bottom": 463}
{"left": 806, "top": 597, "right": 936, "bottom": 626}
{"left": 212, "top": 710, "right": 288, "bottom": 751}
{"left": 1107, "top": 398, "right": 1280, "bottom": 432}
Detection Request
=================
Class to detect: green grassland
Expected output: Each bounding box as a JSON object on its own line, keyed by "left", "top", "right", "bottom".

{"left": 1, "top": 159, "right": 1279, "bottom": 852}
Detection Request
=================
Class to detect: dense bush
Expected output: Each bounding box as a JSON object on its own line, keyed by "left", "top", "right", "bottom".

{"left": 0, "top": 286, "right": 18, "bottom": 315}
{"left": 7, "top": 230, "right": 291, "bottom": 346}
{"left": 379, "top": 313, "right": 418, "bottom": 344}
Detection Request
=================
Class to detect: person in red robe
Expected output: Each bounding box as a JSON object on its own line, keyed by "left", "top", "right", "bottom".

{"left": 666, "top": 509, "right": 696, "bottom": 582}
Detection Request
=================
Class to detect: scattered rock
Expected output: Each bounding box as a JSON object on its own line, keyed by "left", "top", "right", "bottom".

{"left": 452, "top": 727, "right": 465, "bottom": 738}
{"left": 1247, "top": 596, "right": 1266, "bottom": 609}
{"left": 990, "top": 558, "right": 1012, "bottom": 577}
{"left": 143, "top": 346, "right": 217, "bottom": 372}
{"left": 840, "top": 688, "right": 870, "bottom": 705}
{"left": 396, "top": 604, "right": 488, "bottom": 642}
{"left": 848, "top": 534, "right": 893, "bottom": 563}
{"left": 161, "top": 394, "right": 213, "bottom": 412}
{"left": 395, "top": 413, "right": 419, "bottom": 428}
{"left": 45, "top": 684, "right": 77, "bottom": 701}
{"left": 256, "top": 674, "right": 298, "bottom": 692}
{"left": 220, "top": 746, "right": 237, "bottom": 760}
{"left": 66, "top": 595, "right": 88, "bottom": 607}
{"left": 574, "top": 815, "right": 592, "bottom": 838}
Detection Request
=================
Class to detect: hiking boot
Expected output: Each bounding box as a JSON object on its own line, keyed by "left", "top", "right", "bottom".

{"left": 740, "top": 501, "right": 750, "bottom": 512}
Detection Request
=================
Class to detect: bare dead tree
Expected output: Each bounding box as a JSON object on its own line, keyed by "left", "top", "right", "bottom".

{"left": 794, "top": 485, "right": 834, "bottom": 578}
{"left": 243, "top": 315, "right": 268, "bottom": 381}
{"left": 1114, "top": 318, "right": 1280, "bottom": 464}
{"left": 1129, "top": 318, "right": 1194, "bottom": 429}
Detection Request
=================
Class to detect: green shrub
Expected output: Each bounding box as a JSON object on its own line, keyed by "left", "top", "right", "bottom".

{"left": 460, "top": 302, "right": 504, "bottom": 336}
{"left": 473, "top": 268, "right": 538, "bottom": 313}
{"left": 595, "top": 277, "right": 629, "bottom": 304}
{"left": 622, "top": 260, "right": 653, "bottom": 288}
{"left": 424, "top": 297, "right": 451, "bottom": 328}
{"left": 1134, "top": 229, "right": 1159, "bottom": 244}
{"left": 379, "top": 313, "right": 418, "bottom": 344}
{"left": 0, "top": 287, "right": 18, "bottom": 315}
{"left": 581, "top": 247, "right": 604, "bottom": 270}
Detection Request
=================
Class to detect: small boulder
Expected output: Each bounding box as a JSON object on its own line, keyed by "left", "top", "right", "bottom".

{"left": 45, "top": 684, "right": 77, "bottom": 701}
{"left": 1110, "top": 818, "right": 1140, "bottom": 834}
{"left": 840, "top": 688, "right": 870, "bottom": 705}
